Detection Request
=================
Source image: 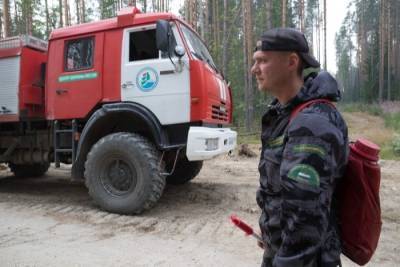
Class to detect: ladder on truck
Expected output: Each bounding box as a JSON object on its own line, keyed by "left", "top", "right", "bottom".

{"left": 53, "top": 120, "right": 78, "bottom": 168}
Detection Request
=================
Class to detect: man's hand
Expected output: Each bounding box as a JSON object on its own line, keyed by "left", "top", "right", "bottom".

{"left": 257, "top": 230, "right": 264, "bottom": 249}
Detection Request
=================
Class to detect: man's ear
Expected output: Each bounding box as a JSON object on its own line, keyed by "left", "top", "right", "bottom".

{"left": 288, "top": 53, "right": 300, "bottom": 70}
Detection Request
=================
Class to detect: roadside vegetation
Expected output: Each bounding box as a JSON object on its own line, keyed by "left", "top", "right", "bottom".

{"left": 340, "top": 103, "right": 400, "bottom": 160}
{"left": 235, "top": 102, "right": 400, "bottom": 160}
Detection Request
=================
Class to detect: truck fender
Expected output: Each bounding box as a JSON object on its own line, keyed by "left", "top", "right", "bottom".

{"left": 71, "top": 102, "right": 167, "bottom": 180}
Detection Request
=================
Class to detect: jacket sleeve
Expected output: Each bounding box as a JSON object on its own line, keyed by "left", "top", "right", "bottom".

{"left": 273, "top": 113, "right": 344, "bottom": 267}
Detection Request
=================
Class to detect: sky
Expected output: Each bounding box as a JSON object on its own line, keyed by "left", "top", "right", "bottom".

{"left": 168, "top": 0, "right": 351, "bottom": 75}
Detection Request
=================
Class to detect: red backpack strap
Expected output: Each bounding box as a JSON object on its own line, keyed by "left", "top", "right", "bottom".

{"left": 289, "top": 99, "right": 335, "bottom": 122}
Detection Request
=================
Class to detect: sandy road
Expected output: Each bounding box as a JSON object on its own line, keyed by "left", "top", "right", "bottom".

{"left": 0, "top": 112, "right": 399, "bottom": 266}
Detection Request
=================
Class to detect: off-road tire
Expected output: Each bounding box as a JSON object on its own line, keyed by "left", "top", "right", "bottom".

{"left": 166, "top": 157, "right": 203, "bottom": 185}
{"left": 9, "top": 162, "right": 50, "bottom": 178}
{"left": 84, "top": 132, "right": 166, "bottom": 214}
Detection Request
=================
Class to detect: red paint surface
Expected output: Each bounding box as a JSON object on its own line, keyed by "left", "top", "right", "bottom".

{"left": 46, "top": 32, "right": 104, "bottom": 120}
{"left": 19, "top": 47, "right": 47, "bottom": 118}
{"left": 189, "top": 60, "right": 232, "bottom": 125}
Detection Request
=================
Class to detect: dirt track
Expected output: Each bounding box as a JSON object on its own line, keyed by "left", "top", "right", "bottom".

{"left": 0, "top": 113, "right": 399, "bottom": 266}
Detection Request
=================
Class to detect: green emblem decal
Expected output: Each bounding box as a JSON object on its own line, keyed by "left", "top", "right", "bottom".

{"left": 267, "top": 135, "right": 284, "bottom": 148}
{"left": 293, "top": 144, "right": 326, "bottom": 157}
{"left": 287, "top": 164, "right": 320, "bottom": 187}
{"left": 58, "top": 71, "right": 98, "bottom": 83}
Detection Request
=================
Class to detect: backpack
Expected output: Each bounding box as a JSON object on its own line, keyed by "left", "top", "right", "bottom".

{"left": 290, "top": 99, "right": 382, "bottom": 266}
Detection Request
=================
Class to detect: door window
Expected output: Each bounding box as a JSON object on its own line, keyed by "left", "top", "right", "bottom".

{"left": 65, "top": 37, "right": 94, "bottom": 71}
{"left": 129, "top": 28, "right": 177, "bottom": 62}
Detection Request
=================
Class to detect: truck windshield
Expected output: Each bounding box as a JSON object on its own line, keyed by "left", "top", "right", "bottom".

{"left": 180, "top": 24, "right": 219, "bottom": 73}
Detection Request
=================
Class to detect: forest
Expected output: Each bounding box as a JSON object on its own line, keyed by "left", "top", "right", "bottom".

{"left": 0, "top": 0, "right": 399, "bottom": 130}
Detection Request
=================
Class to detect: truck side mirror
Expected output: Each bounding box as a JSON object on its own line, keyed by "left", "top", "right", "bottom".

{"left": 156, "top": 20, "right": 171, "bottom": 53}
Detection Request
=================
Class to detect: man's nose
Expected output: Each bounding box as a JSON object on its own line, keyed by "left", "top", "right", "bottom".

{"left": 251, "top": 63, "right": 257, "bottom": 75}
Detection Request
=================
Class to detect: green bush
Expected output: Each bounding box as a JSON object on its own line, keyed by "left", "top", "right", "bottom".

{"left": 384, "top": 113, "right": 400, "bottom": 131}
{"left": 392, "top": 135, "right": 400, "bottom": 156}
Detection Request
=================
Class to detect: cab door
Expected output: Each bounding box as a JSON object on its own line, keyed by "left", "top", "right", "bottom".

{"left": 120, "top": 24, "right": 190, "bottom": 125}
{"left": 46, "top": 33, "right": 104, "bottom": 120}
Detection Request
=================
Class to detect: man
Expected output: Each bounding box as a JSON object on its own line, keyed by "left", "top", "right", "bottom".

{"left": 251, "top": 28, "right": 348, "bottom": 267}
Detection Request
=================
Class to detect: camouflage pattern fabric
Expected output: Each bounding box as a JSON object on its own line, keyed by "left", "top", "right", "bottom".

{"left": 257, "top": 71, "right": 349, "bottom": 267}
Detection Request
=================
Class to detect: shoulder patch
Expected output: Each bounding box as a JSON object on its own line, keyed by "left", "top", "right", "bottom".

{"left": 287, "top": 164, "right": 320, "bottom": 187}
{"left": 293, "top": 144, "right": 326, "bottom": 157}
{"left": 267, "top": 135, "right": 284, "bottom": 148}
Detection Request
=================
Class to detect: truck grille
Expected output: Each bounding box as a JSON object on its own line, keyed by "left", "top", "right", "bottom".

{"left": 211, "top": 104, "right": 228, "bottom": 121}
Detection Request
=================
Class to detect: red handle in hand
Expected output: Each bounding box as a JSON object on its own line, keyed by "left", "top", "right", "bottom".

{"left": 230, "top": 215, "right": 254, "bottom": 235}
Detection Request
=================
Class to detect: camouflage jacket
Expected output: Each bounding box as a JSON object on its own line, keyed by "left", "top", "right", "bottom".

{"left": 257, "top": 72, "right": 349, "bottom": 267}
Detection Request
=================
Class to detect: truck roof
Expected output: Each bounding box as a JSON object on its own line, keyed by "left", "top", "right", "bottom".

{"left": 0, "top": 35, "right": 48, "bottom": 51}
{"left": 50, "top": 7, "right": 179, "bottom": 41}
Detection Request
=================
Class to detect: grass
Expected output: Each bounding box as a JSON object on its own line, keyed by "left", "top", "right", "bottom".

{"left": 383, "top": 113, "right": 400, "bottom": 132}
{"left": 338, "top": 103, "right": 383, "bottom": 116}
{"left": 340, "top": 103, "right": 400, "bottom": 160}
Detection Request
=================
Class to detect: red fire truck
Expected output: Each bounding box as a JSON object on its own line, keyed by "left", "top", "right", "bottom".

{"left": 0, "top": 7, "right": 236, "bottom": 214}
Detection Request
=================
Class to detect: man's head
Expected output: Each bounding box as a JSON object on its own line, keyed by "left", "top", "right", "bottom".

{"left": 251, "top": 28, "right": 319, "bottom": 97}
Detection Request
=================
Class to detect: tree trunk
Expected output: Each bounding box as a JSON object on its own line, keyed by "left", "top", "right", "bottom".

{"left": 76, "top": 0, "right": 80, "bottom": 24}
{"left": 0, "top": 6, "right": 2, "bottom": 38}
{"left": 358, "top": 0, "right": 368, "bottom": 100}
{"left": 81, "top": 0, "right": 86, "bottom": 23}
{"left": 242, "top": 0, "right": 253, "bottom": 132}
{"left": 266, "top": 0, "right": 273, "bottom": 29}
{"left": 222, "top": 0, "right": 228, "bottom": 75}
{"left": 387, "top": 0, "right": 391, "bottom": 100}
{"left": 64, "top": 0, "right": 70, "bottom": 26}
{"left": 14, "top": 0, "right": 20, "bottom": 34}
{"left": 282, "top": 0, "right": 287, "bottom": 27}
{"left": 317, "top": 0, "right": 320, "bottom": 61}
{"left": 323, "top": 0, "right": 327, "bottom": 70}
{"left": 59, "top": 0, "right": 63, "bottom": 27}
{"left": 3, "top": 0, "right": 11, "bottom": 37}
{"left": 45, "top": 0, "right": 50, "bottom": 36}
{"left": 379, "top": 0, "right": 385, "bottom": 102}
{"left": 299, "top": 0, "right": 305, "bottom": 32}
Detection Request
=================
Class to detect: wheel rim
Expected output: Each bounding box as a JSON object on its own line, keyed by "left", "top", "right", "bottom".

{"left": 100, "top": 157, "right": 138, "bottom": 197}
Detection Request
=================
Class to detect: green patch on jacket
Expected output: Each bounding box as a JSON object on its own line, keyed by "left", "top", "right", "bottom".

{"left": 267, "top": 135, "right": 284, "bottom": 148}
{"left": 287, "top": 164, "right": 320, "bottom": 187}
{"left": 293, "top": 144, "right": 326, "bottom": 157}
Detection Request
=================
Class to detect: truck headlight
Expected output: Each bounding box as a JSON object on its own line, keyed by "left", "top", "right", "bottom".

{"left": 205, "top": 138, "right": 219, "bottom": 151}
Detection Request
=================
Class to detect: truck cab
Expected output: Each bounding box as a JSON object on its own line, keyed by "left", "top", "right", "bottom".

{"left": 0, "top": 7, "right": 237, "bottom": 214}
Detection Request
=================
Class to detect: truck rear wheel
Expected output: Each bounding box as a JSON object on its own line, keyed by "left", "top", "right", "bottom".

{"left": 166, "top": 157, "right": 203, "bottom": 185}
{"left": 9, "top": 162, "right": 50, "bottom": 178}
{"left": 84, "top": 132, "right": 166, "bottom": 214}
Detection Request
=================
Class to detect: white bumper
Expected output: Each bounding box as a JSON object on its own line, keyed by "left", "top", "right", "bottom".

{"left": 186, "top": 127, "right": 237, "bottom": 161}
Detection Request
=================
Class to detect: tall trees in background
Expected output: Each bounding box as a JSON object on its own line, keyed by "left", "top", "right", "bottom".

{"left": 0, "top": 1, "right": 397, "bottom": 128}
{"left": 3, "top": 0, "right": 11, "bottom": 37}
{"left": 337, "top": 0, "right": 400, "bottom": 103}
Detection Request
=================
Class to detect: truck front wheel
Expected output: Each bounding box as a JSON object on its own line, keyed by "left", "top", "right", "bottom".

{"left": 9, "top": 162, "right": 50, "bottom": 178}
{"left": 166, "top": 157, "right": 203, "bottom": 185}
{"left": 84, "top": 132, "right": 166, "bottom": 214}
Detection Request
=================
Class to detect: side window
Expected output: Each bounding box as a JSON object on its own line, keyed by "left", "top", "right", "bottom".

{"left": 129, "top": 28, "right": 177, "bottom": 61}
{"left": 129, "top": 29, "right": 158, "bottom": 61}
{"left": 65, "top": 37, "right": 94, "bottom": 71}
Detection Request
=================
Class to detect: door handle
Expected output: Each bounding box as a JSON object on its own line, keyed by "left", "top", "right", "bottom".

{"left": 56, "top": 89, "right": 68, "bottom": 95}
{"left": 121, "top": 81, "right": 134, "bottom": 89}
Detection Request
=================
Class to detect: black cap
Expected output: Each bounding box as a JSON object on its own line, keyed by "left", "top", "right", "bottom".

{"left": 255, "top": 28, "right": 320, "bottom": 68}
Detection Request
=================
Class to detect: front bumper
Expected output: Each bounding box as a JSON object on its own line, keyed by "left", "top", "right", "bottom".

{"left": 186, "top": 127, "right": 237, "bottom": 161}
